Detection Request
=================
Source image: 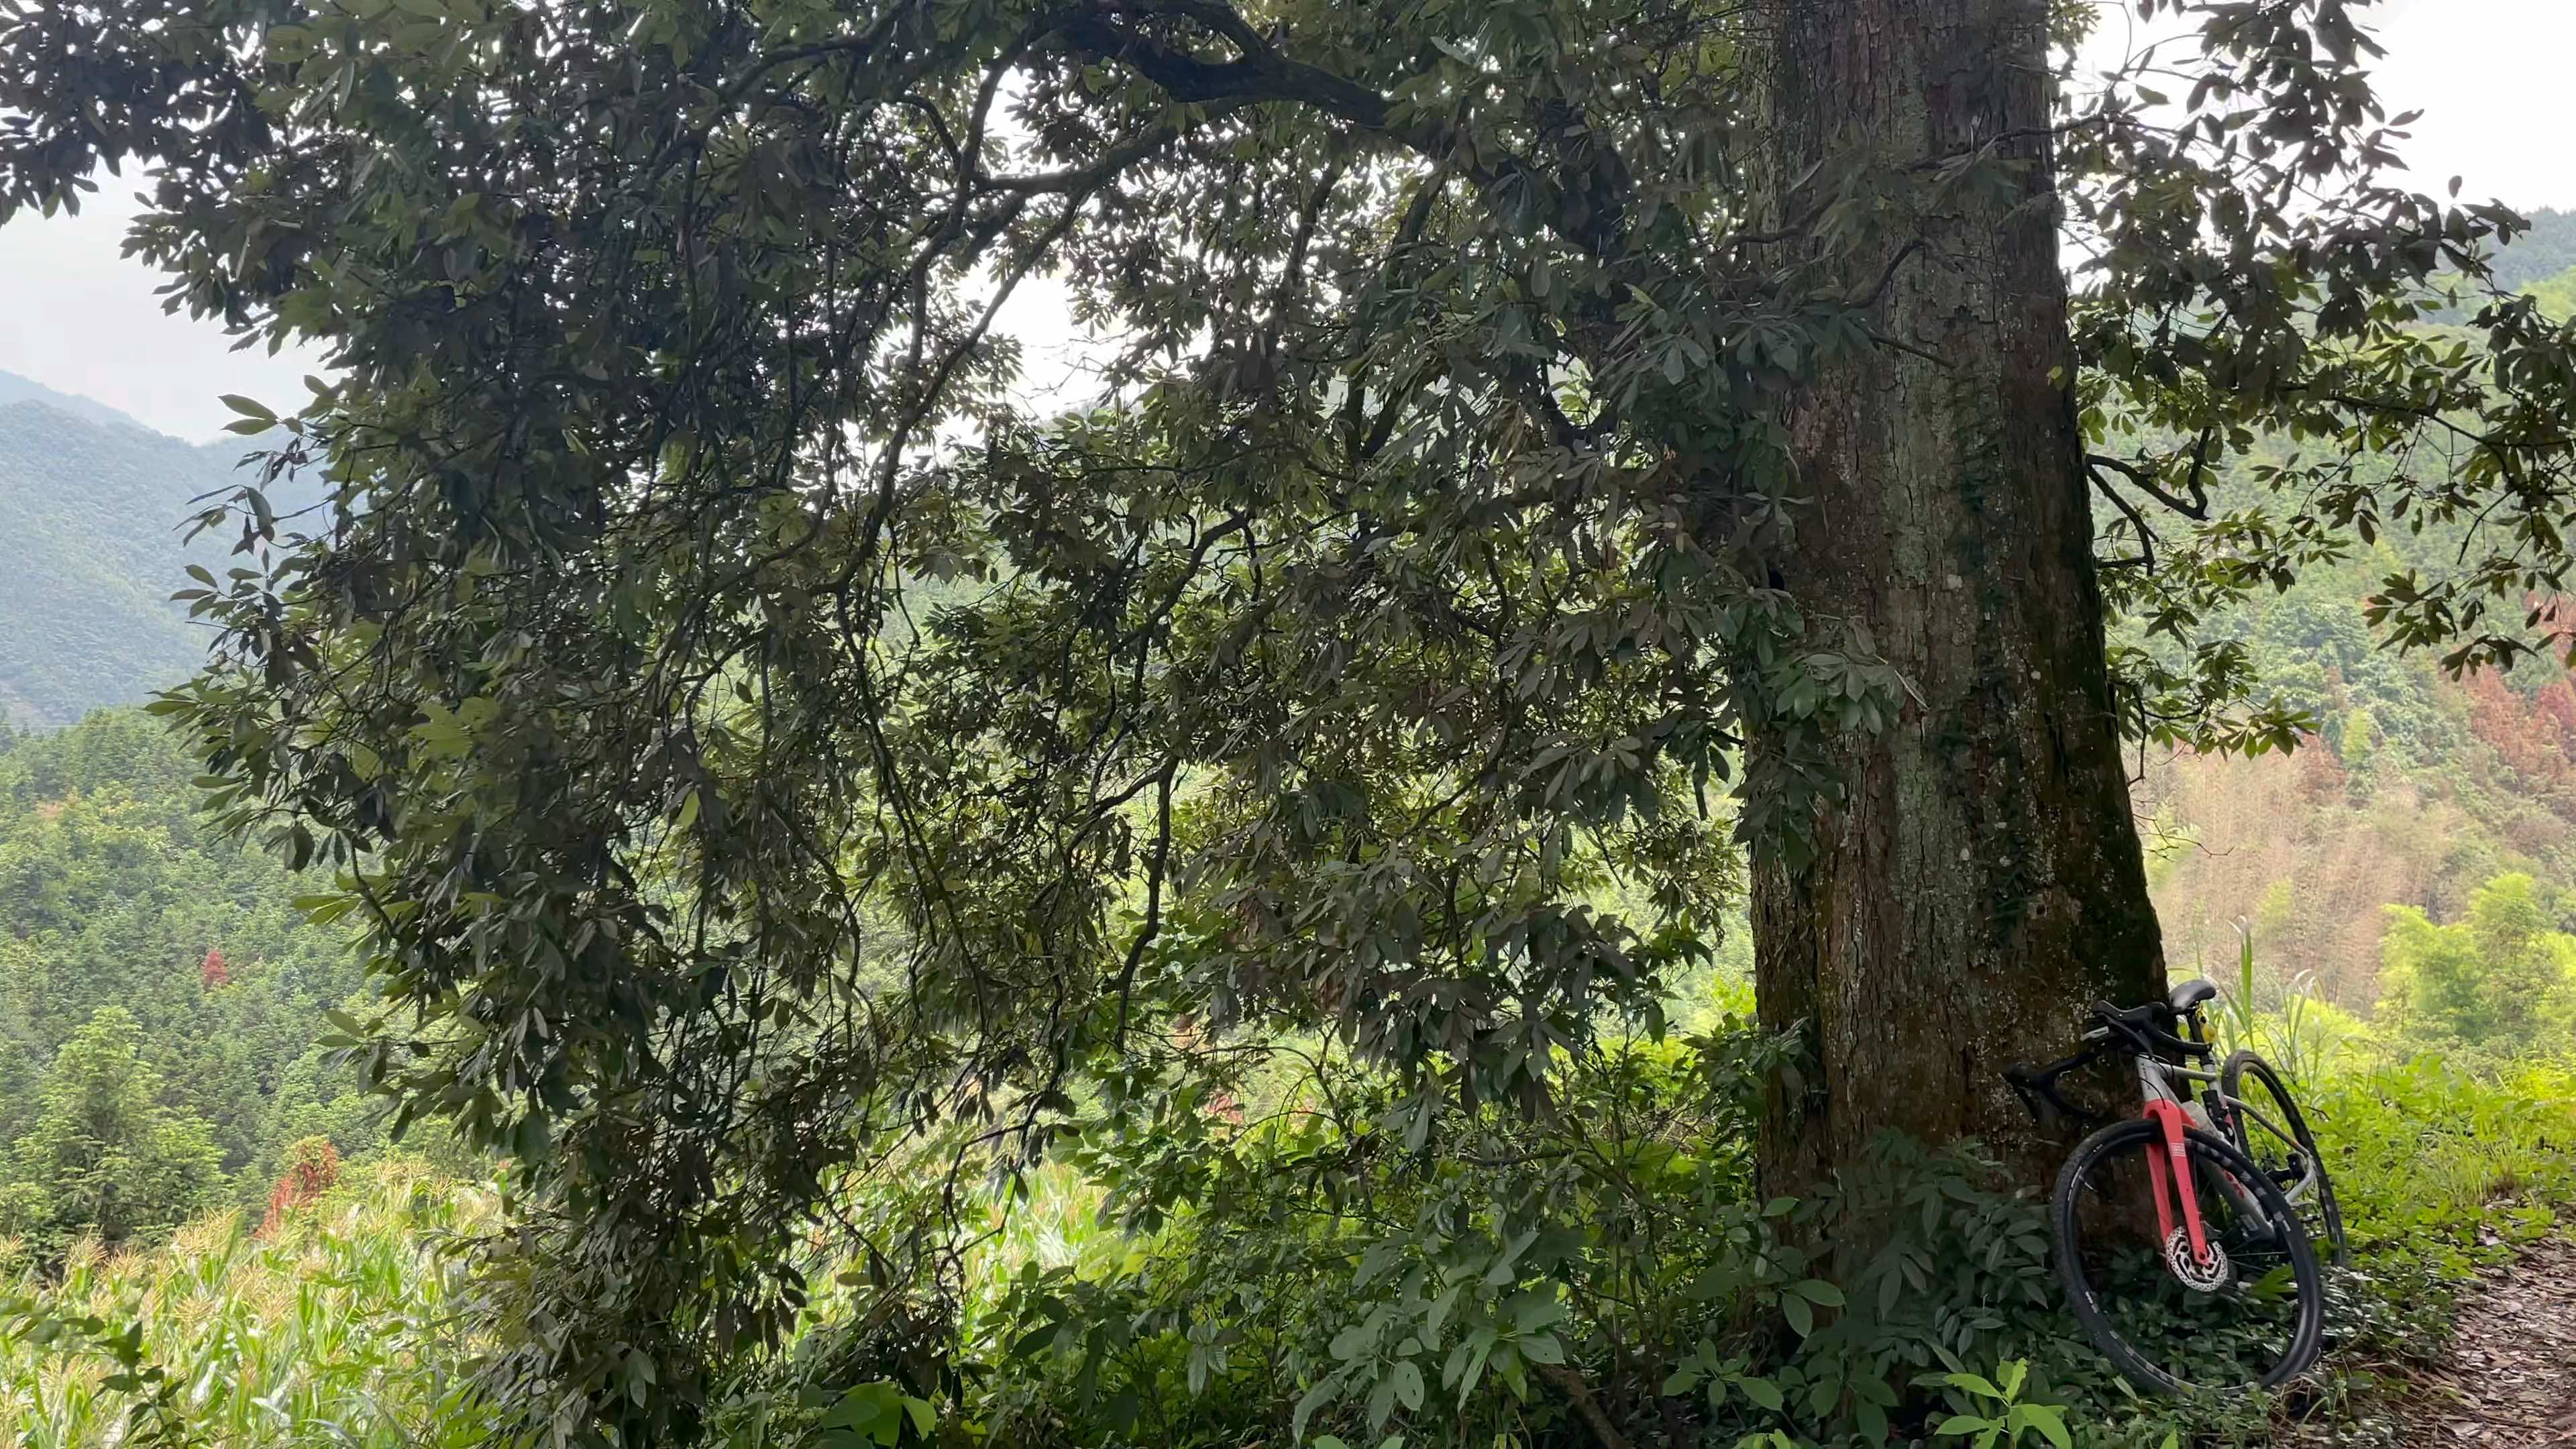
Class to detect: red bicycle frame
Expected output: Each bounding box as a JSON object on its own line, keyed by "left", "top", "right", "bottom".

{"left": 2004, "top": 995, "right": 2239, "bottom": 1276}
{"left": 2141, "top": 1097, "right": 2213, "bottom": 1266}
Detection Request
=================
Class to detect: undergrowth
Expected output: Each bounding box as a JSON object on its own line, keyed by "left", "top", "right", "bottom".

{"left": 4, "top": 1029, "right": 2569, "bottom": 1448}
{"left": 698, "top": 1010, "right": 2575, "bottom": 1449}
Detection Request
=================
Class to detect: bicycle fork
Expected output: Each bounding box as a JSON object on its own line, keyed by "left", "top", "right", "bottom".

{"left": 2141, "top": 1099, "right": 2215, "bottom": 1269}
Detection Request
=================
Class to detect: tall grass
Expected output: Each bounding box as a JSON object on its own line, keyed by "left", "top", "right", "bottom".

{"left": 1, "top": 1160, "right": 504, "bottom": 1448}
{"left": 2208, "top": 919, "right": 2575, "bottom": 1253}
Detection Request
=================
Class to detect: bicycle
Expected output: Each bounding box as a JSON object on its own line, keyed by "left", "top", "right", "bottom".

{"left": 2029, "top": 979, "right": 2345, "bottom": 1263}
{"left": 2006, "top": 980, "right": 2327, "bottom": 1393}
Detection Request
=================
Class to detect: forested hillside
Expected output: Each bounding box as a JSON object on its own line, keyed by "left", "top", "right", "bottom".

{"left": 2100, "top": 240, "right": 2575, "bottom": 1055}
{"left": 0, "top": 710, "right": 384, "bottom": 1250}
{"left": 2476, "top": 206, "right": 2576, "bottom": 294}
{"left": 0, "top": 379, "right": 269, "bottom": 726}
{"left": 2138, "top": 537, "right": 2576, "bottom": 1010}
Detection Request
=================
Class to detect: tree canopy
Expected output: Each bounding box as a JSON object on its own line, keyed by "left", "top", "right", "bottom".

{"left": 0, "top": 1006, "right": 226, "bottom": 1252}
{"left": 0, "top": 709, "right": 390, "bottom": 1207}
{"left": 2378, "top": 873, "right": 2576, "bottom": 1056}
{"left": 7, "top": 0, "right": 2576, "bottom": 1440}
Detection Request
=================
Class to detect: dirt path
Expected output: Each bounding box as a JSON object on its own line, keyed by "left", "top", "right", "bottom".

{"left": 2405, "top": 1235, "right": 2576, "bottom": 1446}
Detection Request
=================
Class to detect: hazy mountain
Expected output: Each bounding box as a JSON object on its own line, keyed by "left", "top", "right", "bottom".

{"left": 2490, "top": 207, "right": 2576, "bottom": 293}
{"left": 0, "top": 370, "right": 156, "bottom": 435}
{"left": 0, "top": 374, "right": 264, "bottom": 725}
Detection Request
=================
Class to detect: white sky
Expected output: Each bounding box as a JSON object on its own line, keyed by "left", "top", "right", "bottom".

{"left": 1, "top": 0, "right": 2567, "bottom": 441}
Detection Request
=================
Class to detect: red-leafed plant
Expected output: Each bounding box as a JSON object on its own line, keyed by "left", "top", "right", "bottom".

{"left": 258, "top": 1136, "right": 341, "bottom": 1236}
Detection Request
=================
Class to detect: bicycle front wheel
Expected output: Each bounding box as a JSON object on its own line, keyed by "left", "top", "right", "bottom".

{"left": 2051, "top": 1118, "right": 2326, "bottom": 1393}
{"left": 2221, "top": 1049, "right": 2348, "bottom": 1265}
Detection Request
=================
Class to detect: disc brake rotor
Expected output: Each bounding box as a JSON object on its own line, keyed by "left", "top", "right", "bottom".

{"left": 2163, "top": 1227, "right": 2234, "bottom": 1292}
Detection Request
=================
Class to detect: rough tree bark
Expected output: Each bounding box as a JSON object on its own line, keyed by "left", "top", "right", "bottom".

{"left": 1748, "top": 0, "right": 2167, "bottom": 1206}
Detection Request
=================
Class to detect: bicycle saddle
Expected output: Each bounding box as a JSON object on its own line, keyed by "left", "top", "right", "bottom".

{"left": 2169, "top": 977, "right": 2218, "bottom": 1013}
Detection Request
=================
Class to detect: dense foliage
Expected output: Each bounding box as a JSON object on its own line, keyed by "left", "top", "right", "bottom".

{"left": 3, "top": 1162, "right": 504, "bottom": 1448}
{"left": 0, "top": 1006, "right": 226, "bottom": 1254}
{"left": 5, "top": 1015, "right": 2569, "bottom": 1449}
{"left": 0, "top": 710, "right": 386, "bottom": 1242}
{"left": 2377, "top": 873, "right": 2576, "bottom": 1058}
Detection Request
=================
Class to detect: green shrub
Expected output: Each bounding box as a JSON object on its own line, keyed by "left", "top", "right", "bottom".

{"left": 808, "top": 1030, "right": 2569, "bottom": 1449}
{"left": 2375, "top": 875, "right": 2576, "bottom": 1059}
{"left": 0, "top": 1007, "right": 225, "bottom": 1255}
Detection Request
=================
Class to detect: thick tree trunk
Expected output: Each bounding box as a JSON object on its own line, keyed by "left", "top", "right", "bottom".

{"left": 1748, "top": 0, "right": 2166, "bottom": 1205}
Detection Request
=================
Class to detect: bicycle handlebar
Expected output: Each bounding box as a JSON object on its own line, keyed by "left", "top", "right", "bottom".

{"left": 2004, "top": 998, "right": 2214, "bottom": 1128}
{"left": 2088, "top": 999, "right": 2212, "bottom": 1061}
{"left": 2004, "top": 1049, "right": 2100, "bottom": 1126}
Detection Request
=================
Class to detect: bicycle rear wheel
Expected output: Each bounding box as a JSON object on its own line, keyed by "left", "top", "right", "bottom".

{"left": 2221, "top": 1049, "right": 2348, "bottom": 1265}
{"left": 2051, "top": 1118, "right": 2325, "bottom": 1393}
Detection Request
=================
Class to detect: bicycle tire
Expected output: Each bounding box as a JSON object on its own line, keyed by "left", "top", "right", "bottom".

{"left": 2220, "top": 1049, "right": 2349, "bottom": 1266}
{"left": 2051, "top": 1117, "right": 2326, "bottom": 1393}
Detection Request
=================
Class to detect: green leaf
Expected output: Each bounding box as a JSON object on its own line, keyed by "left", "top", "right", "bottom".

{"left": 1996, "top": 1359, "right": 2026, "bottom": 1400}
{"left": 1293, "top": 1379, "right": 1336, "bottom": 1442}
{"left": 1509, "top": 1291, "right": 1560, "bottom": 1334}
{"left": 1389, "top": 1360, "right": 1424, "bottom": 1412}
{"left": 1945, "top": 1373, "right": 2000, "bottom": 1401}
{"left": 2013, "top": 1405, "right": 2072, "bottom": 1449}
{"left": 820, "top": 1383, "right": 906, "bottom": 1443}
{"left": 1454, "top": 1334, "right": 1495, "bottom": 1403}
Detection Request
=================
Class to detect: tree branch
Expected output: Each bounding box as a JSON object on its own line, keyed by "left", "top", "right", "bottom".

{"left": 2087, "top": 460, "right": 2163, "bottom": 575}
{"left": 2087, "top": 451, "right": 2209, "bottom": 520}
{"left": 1053, "top": 0, "right": 1633, "bottom": 261}
{"left": 1538, "top": 1362, "right": 1634, "bottom": 1449}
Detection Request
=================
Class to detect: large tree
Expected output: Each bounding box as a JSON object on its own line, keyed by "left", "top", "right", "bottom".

{"left": 1741, "top": 1, "right": 2165, "bottom": 1195}
{"left": 5, "top": 0, "right": 2572, "bottom": 1436}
